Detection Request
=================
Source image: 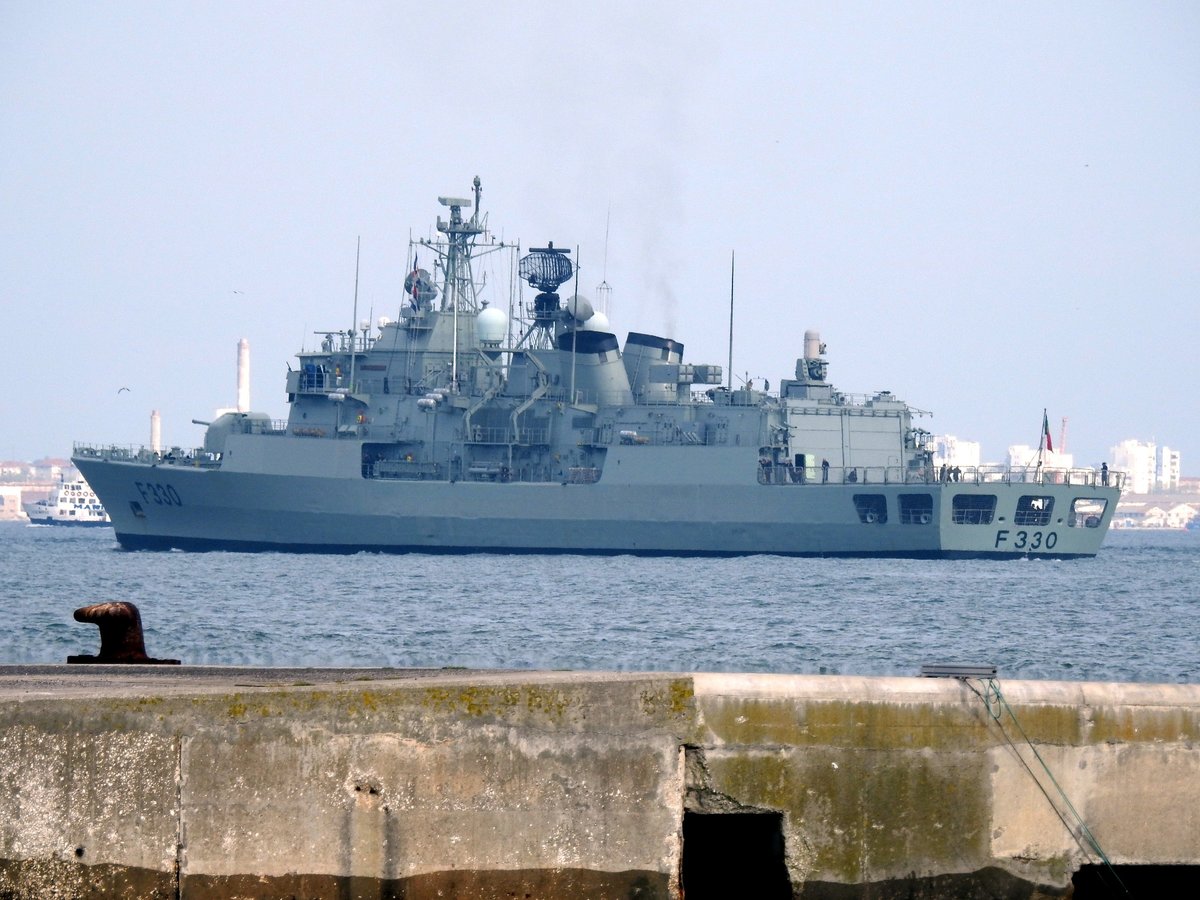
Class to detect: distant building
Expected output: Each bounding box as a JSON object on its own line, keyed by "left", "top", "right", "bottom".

{"left": 0, "top": 461, "right": 31, "bottom": 479}
{"left": 1110, "top": 439, "right": 1182, "bottom": 495}
{"left": 1006, "top": 444, "right": 1073, "bottom": 471}
{"left": 1110, "top": 440, "right": 1156, "bottom": 494}
{"left": 1163, "top": 503, "right": 1197, "bottom": 528}
{"left": 931, "top": 435, "right": 981, "bottom": 469}
{"left": 0, "top": 486, "right": 27, "bottom": 521}
{"left": 29, "top": 458, "right": 73, "bottom": 481}
{"left": 1158, "top": 446, "right": 1181, "bottom": 491}
{"left": 1113, "top": 501, "right": 1198, "bottom": 529}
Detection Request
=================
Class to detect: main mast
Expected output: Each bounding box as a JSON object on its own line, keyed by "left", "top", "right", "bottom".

{"left": 435, "top": 176, "right": 485, "bottom": 388}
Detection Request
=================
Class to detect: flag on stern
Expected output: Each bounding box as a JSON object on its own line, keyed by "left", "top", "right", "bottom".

{"left": 1041, "top": 409, "right": 1054, "bottom": 453}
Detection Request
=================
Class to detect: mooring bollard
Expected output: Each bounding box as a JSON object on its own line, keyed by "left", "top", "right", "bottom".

{"left": 67, "top": 601, "right": 180, "bottom": 665}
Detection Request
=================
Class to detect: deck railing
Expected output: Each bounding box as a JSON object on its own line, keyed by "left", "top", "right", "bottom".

{"left": 756, "top": 462, "right": 1124, "bottom": 489}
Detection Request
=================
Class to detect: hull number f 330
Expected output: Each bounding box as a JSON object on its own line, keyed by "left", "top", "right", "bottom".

{"left": 134, "top": 482, "right": 183, "bottom": 507}
{"left": 995, "top": 529, "right": 1056, "bottom": 551}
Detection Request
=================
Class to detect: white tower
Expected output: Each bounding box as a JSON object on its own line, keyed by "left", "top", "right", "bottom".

{"left": 237, "top": 338, "right": 250, "bottom": 413}
{"left": 150, "top": 410, "right": 162, "bottom": 454}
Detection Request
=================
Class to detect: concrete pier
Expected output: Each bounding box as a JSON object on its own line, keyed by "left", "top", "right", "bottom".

{"left": 1, "top": 666, "right": 1197, "bottom": 898}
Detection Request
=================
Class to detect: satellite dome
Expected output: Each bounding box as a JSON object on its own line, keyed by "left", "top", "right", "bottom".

{"left": 477, "top": 306, "right": 508, "bottom": 344}
{"left": 580, "top": 311, "right": 611, "bottom": 332}
{"left": 566, "top": 294, "right": 594, "bottom": 324}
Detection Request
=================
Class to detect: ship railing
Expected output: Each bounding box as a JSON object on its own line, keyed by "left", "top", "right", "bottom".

{"left": 460, "top": 425, "right": 550, "bottom": 445}
{"left": 72, "top": 442, "right": 224, "bottom": 468}
{"left": 946, "top": 464, "right": 1124, "bottom": 489}
{"left": 366, "top": 459, "right": 576, "bottom": 485}
{"left": 757, "top": 463, "right": 913, "bottom": 485}
{"left": 370, "top": 459, "right": 443, "bottom": 480}
{"left": 462, "top": 425, "right": 536, "bottom": 445}
{"left": 756, "top": 461, "right": 1124, "bottom": 489}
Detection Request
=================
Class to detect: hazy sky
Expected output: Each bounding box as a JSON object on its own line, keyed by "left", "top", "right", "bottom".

{"left": 2, "top": 1, "right": 1197, "bottom": 469}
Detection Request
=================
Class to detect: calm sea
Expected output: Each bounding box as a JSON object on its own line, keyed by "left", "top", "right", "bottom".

{"left": 1, "top": 523, "right": 1195, "bottom": 683}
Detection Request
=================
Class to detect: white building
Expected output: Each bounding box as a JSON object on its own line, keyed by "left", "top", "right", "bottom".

{"left": 1006, "top": 444, "right": 1074, "bottom": 471}
{"left": 931, "top": 435, "right": 981, "bottom": 469}
{"left": 1109, "top": 439, "right": 1182, "bottom": 495}
{"left": 1130, "top": 503, "right": 1197, "bottom": 529}
{"left": 0, "top": 486, "right": 28, "bottom": 521}
{"left": 1158, "top": 446, "right": 1182, "bottom": 491}
{"left": 1111, "top": 440, "right": 1156, "bottom": 494}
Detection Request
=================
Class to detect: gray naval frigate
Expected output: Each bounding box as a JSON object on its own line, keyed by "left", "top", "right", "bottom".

{"left": 74, "top": 179, "right": 1122, "bottom": 557}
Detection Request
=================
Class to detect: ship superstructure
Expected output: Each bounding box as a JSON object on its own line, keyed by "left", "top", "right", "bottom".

{"left": 73, "top": 179, "right": 1122, "bottom": 557}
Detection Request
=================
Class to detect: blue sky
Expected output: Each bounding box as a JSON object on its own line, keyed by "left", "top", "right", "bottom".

{"left": 2, "top": 1, "right": 1197, "bottom": 469}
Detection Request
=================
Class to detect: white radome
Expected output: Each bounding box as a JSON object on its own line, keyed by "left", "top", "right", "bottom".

{"left": 477, "top": 306, "right": 508, "bottom": 344}
{"left": 580, "top": 311, "right": 611, "bottom": 332}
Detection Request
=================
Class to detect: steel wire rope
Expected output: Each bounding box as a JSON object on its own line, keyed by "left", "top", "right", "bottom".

{"left": 964, "top": 677, "right": 1130, "bottom": 898}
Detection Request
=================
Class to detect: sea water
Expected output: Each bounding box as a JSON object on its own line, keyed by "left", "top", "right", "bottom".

{"left": 1, "top": 523, "right": 1195, "bottom": 683}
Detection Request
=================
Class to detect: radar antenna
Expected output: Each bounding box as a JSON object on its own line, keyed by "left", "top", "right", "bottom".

{"left": 517, "top": 243, "right": 573, "bottom": 348}
{"left": 435, "top": 180, "right": 485, "bottom": 314}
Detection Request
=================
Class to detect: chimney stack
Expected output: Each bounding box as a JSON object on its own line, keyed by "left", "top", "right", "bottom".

{"left": 237, "top": 338, "right": 250, "bottom": 412}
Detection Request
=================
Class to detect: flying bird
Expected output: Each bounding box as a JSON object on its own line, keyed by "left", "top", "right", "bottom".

{"left": 117, "top": 387, "right": 130, "bottom": 394}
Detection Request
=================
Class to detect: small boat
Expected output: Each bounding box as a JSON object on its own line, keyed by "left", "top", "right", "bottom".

{"left": 25, "top": 478, "right": 111, "bottom": 527}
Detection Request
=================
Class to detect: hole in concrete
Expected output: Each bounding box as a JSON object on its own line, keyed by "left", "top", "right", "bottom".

{"left": 74, "top": 846, "right": 84, "bottom": 858}
{"left": 681, "top": 811, "right": 790, "bottom": 900}
{"left": 1072, "top": 864, "right": 1194, "bottom": 897}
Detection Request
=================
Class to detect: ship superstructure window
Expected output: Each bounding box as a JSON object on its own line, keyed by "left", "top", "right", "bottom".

{"left": 1069, "top": 497, "right": 1108, "bottom": 528}
{"left": 1015, "top": 495, "right": 1054, "bottom": 526}
{"left": 952, "top": 494, "right": 996, "bottom": 525}
{"left": 899, "top": 493, "right": 934, "bottom": 525}
{"left": 853, "top": 494, "right": 887, "bottom": 524}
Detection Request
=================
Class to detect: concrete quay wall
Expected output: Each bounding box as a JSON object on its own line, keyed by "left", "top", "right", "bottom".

{"left": 1, "top": 666, "right": 1197, "bottom": 899}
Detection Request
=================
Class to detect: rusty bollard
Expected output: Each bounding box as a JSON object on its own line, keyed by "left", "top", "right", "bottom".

{"left": 67, "top": 601, "right": 180, "bottom": 665}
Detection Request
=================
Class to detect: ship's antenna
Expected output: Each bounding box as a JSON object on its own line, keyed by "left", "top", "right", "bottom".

{"left": 349, "top": 237, "right": 361, "bottom": 392}
{"left": 595, "top": 205, "right": 612, "bottom": 317}
{"left": 727, "top": 250, "right": 735, "bottom": 390}
{"left": 570, "top": 246, "right": 581, "bottom": 404}
{"left": 603, "top": 206, "right": 610, "bottom": 279}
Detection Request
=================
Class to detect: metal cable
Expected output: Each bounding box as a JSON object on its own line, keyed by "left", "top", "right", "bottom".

{"left": 965, "top": 677, "right": 1131, "bottom": 898}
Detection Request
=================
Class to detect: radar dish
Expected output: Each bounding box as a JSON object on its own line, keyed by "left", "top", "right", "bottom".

{"left": 519, "top": 244, "right": 574, "bottom": 293}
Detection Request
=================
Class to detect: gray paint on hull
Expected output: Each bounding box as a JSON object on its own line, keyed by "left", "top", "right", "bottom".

{"left": 76, "top": 455, "right": 1116, "bottom": 558}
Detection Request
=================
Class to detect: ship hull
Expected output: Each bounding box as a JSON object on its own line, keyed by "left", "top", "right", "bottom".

{"left": 74, "top": 440, "right": 1119, "bottom": 559}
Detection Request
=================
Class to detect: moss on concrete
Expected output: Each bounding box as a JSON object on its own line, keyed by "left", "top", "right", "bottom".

{"left": 704, "top": 747, "right": 992, "bottom": 884}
